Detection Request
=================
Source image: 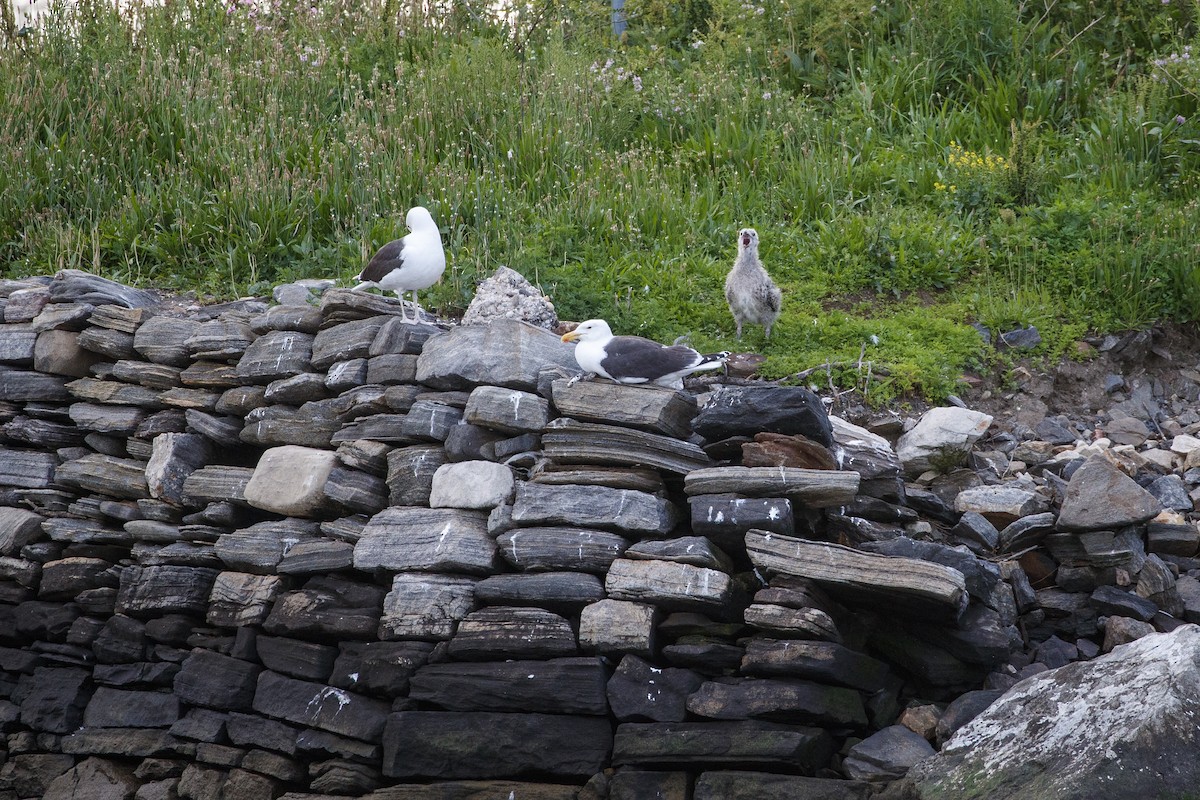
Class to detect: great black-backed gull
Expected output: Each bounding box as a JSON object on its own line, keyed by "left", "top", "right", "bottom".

{"left": 724, "top": 227, "right": 782, "bottom": 339}
{"left": 353, "top": 206, "right": 446, "bottom": 324}
{"left": 560, "top": 319, "right": 727, "bottom": 390}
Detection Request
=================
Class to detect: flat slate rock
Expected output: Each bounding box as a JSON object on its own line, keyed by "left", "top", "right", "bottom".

{"left": 745, "top": 531, "right": 968, "bottom": 623}
{"left": 549, "top": 379, "right": 698, "bottom": 439}
{"left": 312, "top": 318, "right": 389, "bottom": 370}
{"left": 263, "top": 576, "right": 384, "bottom": 641}
{"left": 613, "top": 720, "right": 834, "bottom": 773}
{"left": 448, "top": 606, "right": 578, "bottom": 660}
{"left": 607, "top": 653, "right": 704, "bottom": 723}
{"left": 133, "top": 316, "right": 202, "bottom": 367}
{"left": 684, "top": 467, "right": 859, "bottom": 509}
{"left": 235, "top": 330, "right": 316, "bottom": 383}
{"left": 496, "top": 526, "right": 631, "bottom": 573}
{"left": 382, "top": 711, "right": 612, "bottom": 779}
{"left": 511, "top": 481, "right": 680, "bottom": 535}
{"left": 415, "top": 319, "right": 578, "bottom": 391}
{"left": 740, "top": 639, "right": 891, "bottom": 691}
{"left": 542, "top": 417, "right": 713, "bottom": 475}
{"left": 56, "top": 454, "right": 150, "bottom": 500}
{"left": 408, "top": 657, "right": 609, "bottom": 714}
{"left": 0, "top": 448, "right": 58, "bottom": 490}
{"left": 605, "top": 558, "right": 732, "bottom": 612}
{"left": 355, "top": 507, "right": 496, "bottom": 575}
{"left": 115, "top": 565, "right": 218, "bottom": 618}
{"left": 253, "top": 670, "right": 391, "bottom": 743}
{"left": 463, "top": 385, "right": 553, "bottom": 434}
{"left": 474, "top": 572, "right": 605, "bottom": 609}
{"left": 686, "top": 677, "right": 867, "bottom": 727}
{"left": 693, "top": 771, "right": 874, "bottom": 800}
{"left": 0, "top": 368, "right": 70, "bottom": 402}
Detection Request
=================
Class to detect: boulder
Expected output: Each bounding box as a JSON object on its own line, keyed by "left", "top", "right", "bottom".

{"left": 895, "top": 407, "right": 993, "bottom": 476}
{"left": 243, "top": 446, "right": 338, "bottom": 517}
{"left": 416, "top": 319, "right": 577, "bottom": 391}
{"left": 1056, "top": 457, "right": 1161, "bottom": 532}
{"left": 903, "top": 626, "right": 1200, "bottom": 800}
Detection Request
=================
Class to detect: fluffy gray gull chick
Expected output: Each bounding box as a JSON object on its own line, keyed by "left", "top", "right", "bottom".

{"left": 561, "top": 319, "right": 727, "bottom": 390}
{"left": 724, "top": 227, "right": 781, "bottom": 339}
{"left": 353, "top": 206, "right": 446, "bottom": 324}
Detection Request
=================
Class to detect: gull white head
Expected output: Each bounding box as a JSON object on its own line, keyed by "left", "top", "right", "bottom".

{"left": 406, "top": 206, "right": 438, "bottom": 232}
{"left": 738, "top": 227, "right": 759, "bottom": 254}
{"left": 561, "top": 319, "right": 614, "bottom": 344}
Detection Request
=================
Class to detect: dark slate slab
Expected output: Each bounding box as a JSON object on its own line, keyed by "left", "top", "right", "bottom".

{"left": 607, "top": 654, "right": 704, "bottom": 723}
{"left": 689, "top": 494, "right": 795, "bottom": 548}
{"left": 409, "top": 657, "right": 609, "bottom": 714}
{"left": 174, "top": 651, "right": 261, "bottom": 710}
{"left": 369, "top": 316, "right": 443, "bottom": 355}
{"left": 48, "top": 270, "right": 159, "bottom": 307}
{"left": 77, "top": 327, "right": 137, "bottom": 360}
{"left": 686, "top": 677, "right": 866, "bottom": 727}
{"left": 252, "top": 671, "right": 391, "bottom": 742}
{"left": 83, "top": 686, "right": 180, "bottom": 728}
{"left": 15, "top": 666, "right": 93, "bottom": 733}
{"left": 56, "top": 454, "right": 150, "bottom": 500}
{"left": 379, "top": 573, "right": 477, "bottom": 640}
{"left": 549, "top": 379, "right": 697, "bottom": 438}
{"left": 496, "top": 526, "right": 630, "bottom": 573}
{"left": 115, "top": 565, "right": 218, "bottom": 618}
{"left": 262, "top": 575, "right": 385, "bottom": 641}
{"left": 741, "top": 639, "right": 891, "bottom": 691}
{"left": 0, "top": 368, "right": 70, "bottom": 402}
{"left": 185, "top": 317, "right": 257, "bottom": 360}
{"left": 542, "top": 418, "right": 713, "bottom": 475}
{"left": 382, "top": 711, "right": 612, "bottom": 779}
{"left": 474, "top": 572, "right": 605, "bottom": 609}
{"left": 447, "top": 606, "right": 578, "bottom": 661}
{"left": 256, "top": 635, "right": 339, "bottom": 682}
{"left": 329, "top": 641, "right": 436, "bottom": 697}
{"left": 214, "top": 519, "right": 322, "bottom": 574}
{"left": 693, "top": 385, "right": 833, "bottom": 446}
{"left": 694, "top": 771, "right": 874, "bottom": 800}
{"left": 613, "top": 720, "right": 834, "bottom": 773}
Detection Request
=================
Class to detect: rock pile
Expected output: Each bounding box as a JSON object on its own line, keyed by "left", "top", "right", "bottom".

{"left": 0, "top": 269, "right": 1197, "bottom": 799}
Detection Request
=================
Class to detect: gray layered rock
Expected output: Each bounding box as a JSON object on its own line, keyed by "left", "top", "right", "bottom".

{"left": 550, "top": 379, "right": 698, "bottom": 439}
{"left": 354, "top": 508, "right": 496, "bottom": 575}
{"left": 510, "top": 482, "right": 680, "bottom": 535}
{"left": 903, "top": 626, "right": 1200, "bottom": 800}
{"left": 416, "top": 319, "right": 577, "bottom": 391}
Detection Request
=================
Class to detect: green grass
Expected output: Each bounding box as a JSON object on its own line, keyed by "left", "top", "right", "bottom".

{"left": 2, "top": 0, "right": 1199, "bottom": 403}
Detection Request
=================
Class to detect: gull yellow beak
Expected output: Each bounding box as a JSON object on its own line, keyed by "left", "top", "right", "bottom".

{"left": 561, "top": 330, "right": 581, "bottom": 343}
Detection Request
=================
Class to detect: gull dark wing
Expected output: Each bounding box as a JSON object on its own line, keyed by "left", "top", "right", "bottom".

{"left": 359, "top": 238, "right": 408, "bottom": 283}
{"left": 600, "top": 336, "right": 700, "bottom": 382}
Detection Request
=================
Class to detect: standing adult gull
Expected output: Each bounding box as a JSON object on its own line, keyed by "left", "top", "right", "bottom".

{"left": 724, "top": 227, "right": 782, "bottom": 339}
{"left": 353, "top": 206, "right": 446, "bottom": 324}
{"left": 561, "top": 319, "right": 727, "bottom": 390}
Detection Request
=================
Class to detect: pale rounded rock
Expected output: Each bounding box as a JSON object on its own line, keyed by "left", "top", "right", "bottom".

{"left": 428, "top": 461, "right": 515, "bottom": 510}
{"left": 243, "top": 445, "right": 339, "bottom": 516}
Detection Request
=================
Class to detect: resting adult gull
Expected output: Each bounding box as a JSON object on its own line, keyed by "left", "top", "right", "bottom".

{"left": 561, "top": 319, "right": 728, "bottom": 390}
{"left": 353, "top": 206, "right": 446, "bottom": 324}
{"left": 724, "top": 227, "right": 782, "bottom": 339}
